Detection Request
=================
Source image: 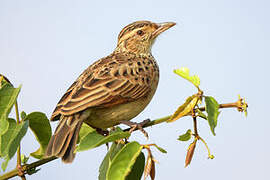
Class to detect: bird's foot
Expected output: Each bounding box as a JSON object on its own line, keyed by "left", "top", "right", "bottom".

{"left": 121, "top": 119, "right": 150, "bottom": 139}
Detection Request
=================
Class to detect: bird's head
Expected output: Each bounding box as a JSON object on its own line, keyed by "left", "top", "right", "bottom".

{"left": 115, "top": 21, "right": 176, "bottom": 56}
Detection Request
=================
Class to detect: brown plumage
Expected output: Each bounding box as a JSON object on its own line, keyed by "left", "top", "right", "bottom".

{"left": 45, "top": 20, "right": 175, "bottom": 163}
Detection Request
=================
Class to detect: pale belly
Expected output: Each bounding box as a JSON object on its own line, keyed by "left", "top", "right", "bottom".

{"left": 84, "top": 84, "right": 157, "bottom": 129}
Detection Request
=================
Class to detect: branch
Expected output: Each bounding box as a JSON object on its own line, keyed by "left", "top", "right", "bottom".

{"left": 0, "top": 100, "right": 245, "bottom": 180}
{"left": 0, "top": 157, "right": 57, "bottom": 180}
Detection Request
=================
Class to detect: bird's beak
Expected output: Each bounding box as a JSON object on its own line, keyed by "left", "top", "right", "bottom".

{"left": 152, "top": 22, "right": 176, "bottom": 38}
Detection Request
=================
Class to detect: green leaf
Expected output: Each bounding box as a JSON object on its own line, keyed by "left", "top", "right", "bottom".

{"left": 99, "top": 142, "right": 125, "bottom": 180}
{"left": 196, "top": 109, "right": 207, "bottom": 120}
{"left": 7, "top": 120, "right": 28, "bottom": 158}
{"left": 76, "top": 130, "right": 130, "bottom": 152}
{"left": 78, "top": 123, "right": 95, "bottom": 143}
{"left": 178, "top": 129, "right": 192, "bottom": 141}
{"left": 25, "top": 112, "right": 52, "bottom": 159}
{"left": 20, "top": 111, "right": 27, "bottom": 120}
{"left": 0, "top": 84, "right": 21, "bottom": 135}
{"left": 106, "top": 141, "right": 143, "bottom": 180}
{"left": 21, "top": 154, "right": 30, "bottom": 164}
{"left": 1, "top": 157, "right": 9, "bottom": 171}
{"left": 174, "top": 67, "right": 200, "bottom": 88}
{"left": 168, "top": 94, "right": 199, "bottom": 122}
{"left": 0, "top": 119, "right": 28, "bottom": 171}
{"left": 205, "top": 96, "right": 220, "bottom": 136}
{"left": 152, "top": 144, "right": 167, "bottom": 153}
{"left": 0, "top": 118, "right": 16, "bottom": 157}
{"left": 126, "top": 152, "right": 145, "bottom": 180}
{"left": 1, "top": 119, "right": 29, "bottom": 157}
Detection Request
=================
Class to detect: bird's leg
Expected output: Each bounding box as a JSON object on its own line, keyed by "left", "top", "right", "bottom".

{"left": 95, "top": 128, "right": 109, "bottom": 136}
{"left": 95, "top": 128, "right": 110, "bottom": 150}
{"left": 121, "top": 119, "right": 150, "bottom": 139}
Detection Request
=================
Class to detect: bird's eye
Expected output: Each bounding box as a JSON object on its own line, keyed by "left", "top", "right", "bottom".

{"left": 137, "top": 30, "right": 144, "bottom": 36}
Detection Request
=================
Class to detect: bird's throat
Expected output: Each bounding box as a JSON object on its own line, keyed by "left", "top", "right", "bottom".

{"left": 115, "top": 40, "right": 152, "bottom": 57}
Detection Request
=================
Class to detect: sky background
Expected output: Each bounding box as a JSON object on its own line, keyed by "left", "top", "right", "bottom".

{"left": 0, "top": 0, "right": 269, "bottom": 179}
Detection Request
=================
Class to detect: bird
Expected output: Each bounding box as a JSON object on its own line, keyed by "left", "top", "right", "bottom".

{"left": 45, "top": 20, "right": 176, "bottom": 163}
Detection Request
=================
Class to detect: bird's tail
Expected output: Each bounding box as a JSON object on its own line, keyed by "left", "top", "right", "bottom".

{"left": 45, "top": 115, "right": 83, "bottom": 163}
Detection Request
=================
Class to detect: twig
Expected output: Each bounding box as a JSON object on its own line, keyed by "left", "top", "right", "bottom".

{"left": 197, "top": 102, "right": 245, "bottom": 112}
{"left": 192, "top": 114, "right": 198, "bottom": 136}
{"left": 198, "top": 136, "right": 214, "bottom": 159}
{"left": 14, "top": 101, "right": 26, "bottom": 180}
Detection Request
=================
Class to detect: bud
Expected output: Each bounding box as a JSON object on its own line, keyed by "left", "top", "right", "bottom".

{"left": 185, "top": 140, "right": 197, "bottom": 167}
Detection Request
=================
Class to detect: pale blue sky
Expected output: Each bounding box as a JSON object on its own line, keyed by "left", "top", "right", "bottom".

{"left": 1, "top": 0, "right": 269, "bottom": 179}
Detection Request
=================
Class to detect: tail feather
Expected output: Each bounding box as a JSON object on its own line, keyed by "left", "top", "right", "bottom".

{"left": 52, "top": 119, "right": 71, "bottom": 155}
{"left": 62, "top": 121, "right": 82, "bottom": 162}
{"left": 45, "top": 115, "right": 83, "bottom": 163}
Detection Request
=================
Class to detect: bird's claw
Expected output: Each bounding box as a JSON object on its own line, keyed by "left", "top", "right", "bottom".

{"left": 121, "top": 119, "right": 150, "bottom": 139}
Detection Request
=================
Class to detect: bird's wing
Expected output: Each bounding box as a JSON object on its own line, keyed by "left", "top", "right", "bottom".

{"left": 51, "top": 54, "right": 155, "bottom": 121}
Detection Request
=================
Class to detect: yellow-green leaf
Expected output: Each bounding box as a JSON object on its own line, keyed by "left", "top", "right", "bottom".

{"left": 205, "top": 96, "right": 220, "bottom": 136}
{"left": 178, "top": 129, "right": 192, "bottom": 141}
{"left": 168, "top": 95, "right": 199, "bottom": 122}
{"left": 196, "top": 109, "right": 207, "bottom": 120}
{"left": 152, "top": 144, "right": 167, "bottom": 153}
{"left": 1, "top": 157, "right": 9, "bottom": 172}
{"left": 21, "top": 154, "right": 30, "bottom": 164}
{"left": 174, "top": 67, "right": 200, "bottom": 88}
